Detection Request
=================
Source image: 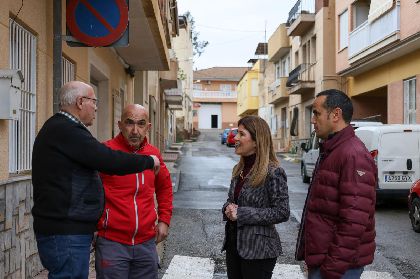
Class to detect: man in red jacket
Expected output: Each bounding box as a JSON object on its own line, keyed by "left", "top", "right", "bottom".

{"left": 295, "top": 90, "right": 377, "bottom": 279}
{"left": 95, "top": 104, "right": 173, "bottom": 279}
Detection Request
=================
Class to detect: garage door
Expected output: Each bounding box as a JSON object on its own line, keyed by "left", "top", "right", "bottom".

{"left": 198, "top": 104, "right": 222, "bottom": 129}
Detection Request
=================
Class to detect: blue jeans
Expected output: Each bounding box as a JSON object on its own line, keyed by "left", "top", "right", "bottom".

{"left": 36, "top": 234, "right": 93, "bottom": 279}
{"left": 308, "top": 267, "right": 364, "bottom": 279}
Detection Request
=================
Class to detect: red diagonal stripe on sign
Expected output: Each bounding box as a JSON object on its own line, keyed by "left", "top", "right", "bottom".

{"left": 79, "top": 0, "right": 115, "bottom": 33}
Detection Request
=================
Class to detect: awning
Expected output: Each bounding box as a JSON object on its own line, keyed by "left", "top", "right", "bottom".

{"left": 368, "top": 0, "right": 394, "bottom": 23}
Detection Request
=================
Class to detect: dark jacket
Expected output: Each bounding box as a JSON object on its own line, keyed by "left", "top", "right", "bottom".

{"left": 295, "top": 125, "right": 377, "bottom": 279}
{"left": 32, "top": 113, "right": 154, "bottom": 235}
{"left": 222, "top": 166, "right": 290, "bottom": 259}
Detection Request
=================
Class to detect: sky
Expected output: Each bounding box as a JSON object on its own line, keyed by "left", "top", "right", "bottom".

{"left": 177, "top": 0, "right": 297, "bottom": 70}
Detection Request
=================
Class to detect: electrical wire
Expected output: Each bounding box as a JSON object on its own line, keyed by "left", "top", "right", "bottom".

{"left": 11, "top": 0, "right": 24, "bottom": 24}
{"left": 197, "top": 24, "right": 265, "bottom": 33}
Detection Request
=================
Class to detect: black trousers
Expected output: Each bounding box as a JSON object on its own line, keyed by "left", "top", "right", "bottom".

{"left": 225, "top": 242, "right": 276, "bottom": 279}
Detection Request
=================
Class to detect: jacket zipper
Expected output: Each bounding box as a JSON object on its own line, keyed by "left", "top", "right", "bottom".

{"left": 132, "top": 173, "right": 140, "bottom": 245}
{"left": 103, "top": 208, "right": 110, "bottom": 229}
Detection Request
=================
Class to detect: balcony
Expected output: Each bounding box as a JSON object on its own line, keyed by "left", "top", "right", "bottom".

{"left": 286, "top": 63, "right": 315, "bottom": 95}
{"left": 192, "top": 90, "right": 237, "bottom": 102}
{"left": 286, "top": 0, "right": 315, "bottom": 37}
{"left": 348, "top": 2, "right": 400, "bottom": 63}
{"left": 114, "top": 0, "right": 175, "bottom": 70}
{"left": 164, "top": 88, "right": 183, "bottom": 109}
{"left": 268, "top": 77, "right": 289, "bottom": 104}
{"left": 268, "top": 24, "right": 291, "bottom": 62}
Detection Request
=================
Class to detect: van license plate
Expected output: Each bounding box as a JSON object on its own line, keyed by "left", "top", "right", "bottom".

{"left": 384, "top": 174, "right": 413, "bottom": 183}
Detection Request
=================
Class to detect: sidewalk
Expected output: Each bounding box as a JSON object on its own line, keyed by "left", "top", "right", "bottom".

{"left": 277, "top": 152, "right": 301, "bottom": 163}
{"left": 34, "top": 143, "right": 183, "bottom": 279}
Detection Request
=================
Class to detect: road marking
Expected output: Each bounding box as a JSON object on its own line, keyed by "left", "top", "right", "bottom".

{"left": 273, "top": 264, "right": 305, "bottom": 278}
{"left": 361, "top": 271, "right": 394, "bottom": 279}
{"left": 162, "top": 255, "right": 215, "bottom": 279}
{"left": 162, "top": 255, "right": 394, "bottom": 279}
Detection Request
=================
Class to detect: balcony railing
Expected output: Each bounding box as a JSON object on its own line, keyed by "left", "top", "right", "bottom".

{"left": 286, "top": 0, "right": 315, "bottom": 27}
{"left": 268, "top": 77, "right": 289, "bottom": 104}
{"left": 268, "top": 79, "right": 281, "bottom": 93}
{"left": 164, "top": 88, "right": 182, "bottom": 106}
{"left": 348, "top": 2, "right": 400, "bottom": 59}
{"left": 164, "top": 88, "right": 182, "bottom": 96}
{"left": 286, "top": 63, "right": 315, "bottom": 87}
{"left": 193, "top": 90, "right": 237, "bottom": 99}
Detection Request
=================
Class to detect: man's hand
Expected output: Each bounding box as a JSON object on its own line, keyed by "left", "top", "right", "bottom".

{"left": 155, "top": 222, "right": 169, "bottom": 244}
{"left": 150, "top": 155, "right": 160, "bottom": 174}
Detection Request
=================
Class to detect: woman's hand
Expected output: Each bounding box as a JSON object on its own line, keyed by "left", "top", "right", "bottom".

{"left": 225, "top": 203, "right": 238, "bottom": 221}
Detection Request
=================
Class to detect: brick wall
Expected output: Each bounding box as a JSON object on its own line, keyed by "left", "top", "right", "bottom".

{"left": 0, "top": 177, "right": 43, "bottom": 278}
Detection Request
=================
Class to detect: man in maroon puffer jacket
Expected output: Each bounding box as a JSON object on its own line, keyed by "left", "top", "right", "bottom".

{"left": 295, "top": 89, "right": 377, "bottom": 279}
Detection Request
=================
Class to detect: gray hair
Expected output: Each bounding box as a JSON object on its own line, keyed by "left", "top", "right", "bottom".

{"left": 59, "top": 81, "right": 90, "bottom": 106}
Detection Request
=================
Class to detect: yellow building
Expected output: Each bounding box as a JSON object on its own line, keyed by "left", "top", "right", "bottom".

{"left": 237, "top": 61, "right": 261, "bottom": 117}
{"left": 0, "top": 1, "right": 180, "bottom": 277}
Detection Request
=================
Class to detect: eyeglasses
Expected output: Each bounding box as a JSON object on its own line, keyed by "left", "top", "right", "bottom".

{"left": 81, "top": 96, "right": 99, "bottom": 105}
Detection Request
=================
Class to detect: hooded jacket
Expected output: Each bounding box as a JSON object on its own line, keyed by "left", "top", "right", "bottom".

{"left": 97, "top": 134, "right": 173, "bottom": 245}
{"left": 296, "top": 125, "right": 377, "bottom": 279}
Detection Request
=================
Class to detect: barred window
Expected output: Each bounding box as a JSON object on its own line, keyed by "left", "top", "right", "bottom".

{"left": 9, "top": 19, "right": 37, "bottom": 173}
{"left": 62, "top": 56, "right": 75, "bottom": 84}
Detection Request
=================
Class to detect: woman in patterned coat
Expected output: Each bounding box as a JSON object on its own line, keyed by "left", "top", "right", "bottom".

{"left": 222, "top": 115, "right": 290, "bottom": 279}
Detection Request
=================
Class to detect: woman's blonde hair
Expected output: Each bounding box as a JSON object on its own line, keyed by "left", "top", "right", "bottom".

{"left": 232, "top": 115, "right": 279, "bottom": 187}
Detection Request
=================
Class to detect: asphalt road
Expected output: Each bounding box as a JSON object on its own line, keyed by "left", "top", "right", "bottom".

{"left": 158, "top": 130, "right": 420, "bottom": 279}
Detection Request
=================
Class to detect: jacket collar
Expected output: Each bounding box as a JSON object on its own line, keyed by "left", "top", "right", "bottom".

{"left": 319, "top": 125, "right": 354, "bottom": 155}
{"left": 115, "top": 133, "right": 148, "bottom": 152}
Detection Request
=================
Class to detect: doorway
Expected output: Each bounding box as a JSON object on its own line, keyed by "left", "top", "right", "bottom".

{"left": 211, "top": 115, "right": 218, "bottom": 128}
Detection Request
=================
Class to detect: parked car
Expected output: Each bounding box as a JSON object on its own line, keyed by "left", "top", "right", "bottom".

{"left": 226, "top": 128, "right": 238, "bottom": 147}
{"left": 355, "top": 124, "right": 420, "bottom": 200}
{"left": 408, "top": 179, "right": 420, "bottom": 232}
{"left": 300, "top": 121, "right": 383, "bottom": 183}
{"left": 221, "top": 128, "right": 230, "bottom": 144}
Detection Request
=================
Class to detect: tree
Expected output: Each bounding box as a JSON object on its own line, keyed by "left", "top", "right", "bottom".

{"left": 183, "top": 11, "right": 209, "bottom": 58}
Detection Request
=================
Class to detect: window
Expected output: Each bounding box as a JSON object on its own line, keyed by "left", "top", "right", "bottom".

{"left": 62, "top": 57, "right": 75, "bottom": 84}
{"left": 193, "top": 83, "right": 202, "bottom": 90}
{"left": 9, "top": 19, "right": 37, "bottom": 173}
{"left": 270, "top": 106, "right": 277, "bottom": 135}
{"left": 251, "top": 79, "right": 258, "bottom": 96}
{"left": 280, "top": 55, "right": 290, "bottom": 77}
{"left": 220, "top": 84, "right": 231, "bottom": 92}
{"left": 275, "top": 62, "right": 280, "bottom": 80}
{"left": 339, "top": 10, "right": 349, "bottom": 50}
{"left": 404, "top": 78, "right": 417, "bottom": 124}
{"left": 352, "top": 0, "right": 370, "bottom": 30}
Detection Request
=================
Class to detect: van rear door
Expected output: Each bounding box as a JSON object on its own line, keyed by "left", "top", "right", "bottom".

{"left": 377, "top": 130, "right": 420, "bottom": 191}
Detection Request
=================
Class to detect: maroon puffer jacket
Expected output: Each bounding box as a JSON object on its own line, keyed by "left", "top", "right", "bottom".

{"left": 296, "top": 125, "right": 377, "bottom": 279}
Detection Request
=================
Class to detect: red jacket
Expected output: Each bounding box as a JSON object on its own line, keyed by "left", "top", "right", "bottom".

{"left": 97, "top": 134, "right": 173, "bottom": 245}
{"left": 296, "top": 125, "right": 377, "bottom": 279}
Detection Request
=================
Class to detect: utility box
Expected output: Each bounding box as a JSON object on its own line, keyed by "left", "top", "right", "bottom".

{"left": 0, "top": 70, "right": 23, "bottom": 120}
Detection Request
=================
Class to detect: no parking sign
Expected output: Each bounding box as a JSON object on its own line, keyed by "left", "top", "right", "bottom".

{"left": 66, "top": 0, "right": 129, "bottom": 47}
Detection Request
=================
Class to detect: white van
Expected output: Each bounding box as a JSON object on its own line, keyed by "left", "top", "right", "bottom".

{"left": 355, "top": 125, "right": 420, "bottom": 199}
{"left": 300, "top": 121, "right": 383, "bottom": 183}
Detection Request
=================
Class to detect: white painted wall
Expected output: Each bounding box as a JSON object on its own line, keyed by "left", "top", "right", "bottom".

{"left": 198, "top": 104, "right": 222, "bottom": 129}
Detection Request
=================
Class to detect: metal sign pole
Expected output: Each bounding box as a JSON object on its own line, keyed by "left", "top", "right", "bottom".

{"left": 53, "top": 0, "right": 62, "bottom": 114}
